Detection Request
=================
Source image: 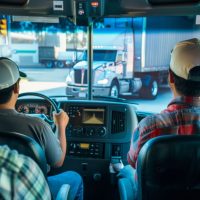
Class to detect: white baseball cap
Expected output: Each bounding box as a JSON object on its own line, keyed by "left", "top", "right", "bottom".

{"left": 170, "top": 38, "right": 200, "bottom": 82}
{"left": 0, "top": 57, "right": 26, "bottom": 90}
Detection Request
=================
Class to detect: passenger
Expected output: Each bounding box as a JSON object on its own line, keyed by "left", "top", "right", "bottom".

{"left": 0, "top": 57, "right": 83, "bottom": 200}
{"left": 0, "top": 145, "right": 51, "bottom": 200}
{"left": 119, "top": 38, "right": 200, "bottom": 199}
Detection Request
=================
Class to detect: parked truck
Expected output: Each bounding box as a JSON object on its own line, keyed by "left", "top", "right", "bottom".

{"left": 38, "top": 33, "right": 76, "bottom": 68}
{"left": 65, "top": 16, "right": 195, "bottom": 99}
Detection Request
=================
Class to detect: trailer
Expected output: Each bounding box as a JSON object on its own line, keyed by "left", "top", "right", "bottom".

{"left": 65, "top": 16, "right": 195, "bottom": 99}
{"left": 38, "top": 33, "right": 76, "bottom": 68}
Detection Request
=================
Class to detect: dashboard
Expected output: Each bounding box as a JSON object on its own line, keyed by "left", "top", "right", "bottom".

{"left": 16, "top": 98, "right": 139, "bottom": 159}
{"left": 15, "top": 98, "right": 152, "bottom": 199}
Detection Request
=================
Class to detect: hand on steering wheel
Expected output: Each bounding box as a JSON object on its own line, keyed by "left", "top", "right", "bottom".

{"left": 18, "top": 92, "right": 60, "bottom": 130}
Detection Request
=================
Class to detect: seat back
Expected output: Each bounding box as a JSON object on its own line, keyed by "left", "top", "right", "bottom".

{"left": 0, "top": 131, "right": 47, "bottom": 177}
{"left": 137, "top": 135, "right": 200, "bottom": 200}
{"left": 0, "top": 145, "right": 51, "bottom": 200}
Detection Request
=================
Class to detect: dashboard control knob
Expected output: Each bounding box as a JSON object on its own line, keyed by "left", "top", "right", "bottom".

{"left": 96, "top": 127, "right": 106, "bottom": 136}
{"left": 93, "top": 173, "right": 102, "bottom": 181}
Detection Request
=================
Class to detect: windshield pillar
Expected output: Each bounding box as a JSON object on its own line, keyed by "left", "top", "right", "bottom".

{"left": 87, "top": 21, "right": 93, "bottom": 100}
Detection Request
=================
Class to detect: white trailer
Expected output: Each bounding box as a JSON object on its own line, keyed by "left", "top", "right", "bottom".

{"left": 38, "top": 33, "right": 75, "bottom": 68}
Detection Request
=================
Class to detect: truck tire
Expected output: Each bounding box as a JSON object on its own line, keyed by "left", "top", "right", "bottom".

{"left": 57, "top": 61, "right": 64, "bottom": 68}
{"left": 110, "top": 82, "right": 119, "bottom": 98}
{"left": 140, "top": 79, "right": 158, "bottom": 99}
{"left": 45, "top": 61, "right": 54, "bottom": 68}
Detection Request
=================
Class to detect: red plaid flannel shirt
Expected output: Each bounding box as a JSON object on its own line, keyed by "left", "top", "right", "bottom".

{"left": 128, "top": 96, "right": 200, "bottom": 168}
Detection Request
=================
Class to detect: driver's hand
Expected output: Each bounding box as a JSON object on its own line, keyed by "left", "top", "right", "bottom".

{"left": 53, "top": 109, "right": 69, "bottom": 128}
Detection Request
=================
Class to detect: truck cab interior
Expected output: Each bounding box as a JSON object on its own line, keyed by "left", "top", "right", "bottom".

{"left": 0, "top": 0, "right": 200, "bottom": 200}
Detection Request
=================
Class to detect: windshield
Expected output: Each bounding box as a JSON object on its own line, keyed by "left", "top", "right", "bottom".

{"left": 2, "top": 15, "right": 198, "bottom": 113}
{"left": 82, "top": 50, "right": 117, "bottom": 62}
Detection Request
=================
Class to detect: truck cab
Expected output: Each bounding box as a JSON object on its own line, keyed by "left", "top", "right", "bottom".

{"left": 0, "top": 0, "right": 199, "bottom": 200}
{"left": 66, "top": 27, "right": 138, "bottom": 99}
{"left": 66, "top": 48, "right": 126, "bottom": 98}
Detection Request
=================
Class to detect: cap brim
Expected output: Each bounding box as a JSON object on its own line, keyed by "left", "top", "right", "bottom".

{"left": 19, "top": 71, "right": 27, "bottom": 78}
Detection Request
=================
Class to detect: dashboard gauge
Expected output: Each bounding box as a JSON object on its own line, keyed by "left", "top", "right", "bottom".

{"left": 35, "top": 105, "right": 48, "bottom": 115}
{"left": 17, "top": 105, "right": 29, "bottom": 114}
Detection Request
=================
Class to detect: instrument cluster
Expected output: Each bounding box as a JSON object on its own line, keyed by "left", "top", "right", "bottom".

{"left": 16, "top": 102, "right": 50, "bottom": 117}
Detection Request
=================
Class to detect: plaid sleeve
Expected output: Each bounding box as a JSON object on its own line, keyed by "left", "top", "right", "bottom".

{"left": 127, "top": 127, "right": 140, "bottom": 168}
{"left": 15, "top": 156, "right": 51, "bottom": 200}
{"left": 127, "top": 119, "right": 160, "bottom": 169}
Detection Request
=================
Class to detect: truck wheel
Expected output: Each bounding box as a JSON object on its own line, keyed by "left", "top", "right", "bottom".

{"left": 45, "top": 61, "right": 54, "bottom": 68}
{"left": 140, "top": 79, "right": 158, "bottom": 99}
{"left": 149, "top": 80, "right": 158, "bottom": 98}
{"left": 57, "top": 61, "right": 64, "bottom": 68}
{"left": 110, "top": 83, "right": 119, "bottom": 98}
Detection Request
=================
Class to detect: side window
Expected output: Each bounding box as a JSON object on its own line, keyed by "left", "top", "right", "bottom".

{"left": 116, "top": 53, "right": 123, "bottom": 62}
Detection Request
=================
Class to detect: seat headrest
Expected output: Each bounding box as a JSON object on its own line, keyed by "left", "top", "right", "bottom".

{"left": 0, "top": 131, "right": 47, "bottom": 177}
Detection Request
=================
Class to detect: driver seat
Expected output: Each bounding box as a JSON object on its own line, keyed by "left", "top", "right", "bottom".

{"left": 0, "top": 131, "right": 71, "bottom": 200}
{"left": 0, "top": 131, "right": 47, "bottom": 177}
{"left": 118, "top": 135, "right": 200, "bottom": 200}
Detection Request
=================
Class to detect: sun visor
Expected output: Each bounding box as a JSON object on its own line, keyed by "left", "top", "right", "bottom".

{"left": 0, "top": 0, "right": 73, "bottom": 17}
{"left": 148, "top": 0, "right": 200, "bottom": 5}
{"left": 0, "top": 0, "right": 28, "bottom": 6}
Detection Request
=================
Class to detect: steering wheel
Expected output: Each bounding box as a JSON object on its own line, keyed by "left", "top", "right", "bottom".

{"left": 18, "top": 92, "right": 60, "bottom": 128}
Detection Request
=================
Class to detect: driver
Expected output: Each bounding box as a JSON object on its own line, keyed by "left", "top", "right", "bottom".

{"left": 0, "top": 57, "right": 83, "bottom": 200}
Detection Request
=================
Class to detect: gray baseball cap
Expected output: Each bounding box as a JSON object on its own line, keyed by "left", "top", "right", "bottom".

{"left": 170, "top": 38, "right": 200, "bottom": 82}
{"left": 0, "top": 57, "right": 26, "bottom": 90}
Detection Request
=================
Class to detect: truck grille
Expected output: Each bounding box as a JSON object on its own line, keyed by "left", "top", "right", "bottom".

{"left": 74, "top": 69, "right": 87, "bottom": 84}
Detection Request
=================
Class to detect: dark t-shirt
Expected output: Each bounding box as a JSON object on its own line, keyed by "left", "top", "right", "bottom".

{"left": 0, "top": 109, "right": 62, "bottom": 166}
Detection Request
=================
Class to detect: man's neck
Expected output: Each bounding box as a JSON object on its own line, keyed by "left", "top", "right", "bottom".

{"left": 0, "top": 95, "right": 17, "bottom": 110}
{"left": 171, "top": 88, "right": 181, "bottom": 99}
{"left": 0, "top": 103, "right": 15, "bottom": 110}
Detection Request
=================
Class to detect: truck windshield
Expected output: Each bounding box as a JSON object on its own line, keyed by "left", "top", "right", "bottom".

{"left": 82, "top": 50, "right": 117, "bottom": 62}
{"left": 2, "top": 15, "right": 198, "bottom": 113}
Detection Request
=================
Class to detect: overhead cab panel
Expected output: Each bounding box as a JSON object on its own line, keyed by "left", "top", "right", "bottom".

{"left": 0, "top": 0, "right": 199, "bottom": 22}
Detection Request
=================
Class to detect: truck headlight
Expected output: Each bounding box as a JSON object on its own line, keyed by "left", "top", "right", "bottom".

{"left": 66, "top": 75, "right": 72, "bottom": 84}
{"left": 97, "top": 78, "right": 109, "bottom": 85}
{"left": 66, "top": 71, "right": 74, "bottom": 84}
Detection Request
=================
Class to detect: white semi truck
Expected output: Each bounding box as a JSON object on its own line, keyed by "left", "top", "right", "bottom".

{"left": 65, "top": 17, "right": 195, "bottom": 99}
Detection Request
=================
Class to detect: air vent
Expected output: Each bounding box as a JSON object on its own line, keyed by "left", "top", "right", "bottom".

{"left": 111, "top": 111, "right": 125, "bottom": 134}
{"left": 148, "top": 0, "right": 199, "bottom": 5}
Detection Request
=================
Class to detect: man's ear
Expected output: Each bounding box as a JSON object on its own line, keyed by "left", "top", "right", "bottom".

{"left": 13, "top": 82, "right": 20, "bottom": 94}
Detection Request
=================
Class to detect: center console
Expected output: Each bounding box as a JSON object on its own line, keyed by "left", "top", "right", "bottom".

{"left": 65, "top": 105, "right": 107, "bottom": 158}
{"left": 52, "top": 100, "right": 138, "bottom": 200}
{"left": 68, "top": 141, "right": 104, "bottom": 158}
{"left": 61, "top": 101, "right": 137, "bottom": 160}
{"left": 66, "top": 105, "right": 107, "bottom": 137}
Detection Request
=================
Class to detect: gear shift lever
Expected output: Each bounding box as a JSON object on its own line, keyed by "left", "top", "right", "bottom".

{"left": 109, "top": 156, "right": 124, "bottom": 185}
